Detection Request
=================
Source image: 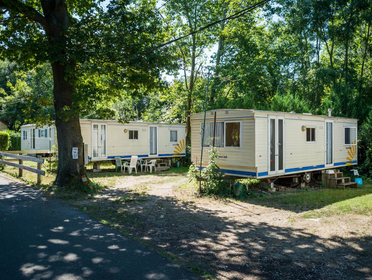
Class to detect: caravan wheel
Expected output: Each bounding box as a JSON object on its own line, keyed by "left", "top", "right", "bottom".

{"left": 303, "top": 172, "right": 312, "bottom": 184}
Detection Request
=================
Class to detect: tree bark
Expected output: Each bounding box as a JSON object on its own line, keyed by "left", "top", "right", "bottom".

{"left": 41, "top": 0, "right": 85, "bottom": 186}
{"left": 186, "top": 34, "right": 197, "bottom": 146}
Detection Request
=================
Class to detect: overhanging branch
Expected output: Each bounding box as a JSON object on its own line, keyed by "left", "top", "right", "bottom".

{"left": 0, "top": 0, "right": 46, "bottom": 27}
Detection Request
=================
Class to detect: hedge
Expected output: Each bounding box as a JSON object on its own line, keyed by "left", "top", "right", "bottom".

{"left": 0, "top": 131, "right": 10, "bottom": 151}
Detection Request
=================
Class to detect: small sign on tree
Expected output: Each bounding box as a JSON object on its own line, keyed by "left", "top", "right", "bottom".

{"left": 72, "top": 147, "right": 78, "bottom": 160}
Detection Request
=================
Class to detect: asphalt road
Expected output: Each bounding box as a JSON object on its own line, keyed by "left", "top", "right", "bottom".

{"left": 0, "top": 174, "right": 200, "bottom": 280}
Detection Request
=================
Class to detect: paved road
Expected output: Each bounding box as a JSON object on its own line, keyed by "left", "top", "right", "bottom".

{"left": 0, "top": 174, "right": 200, "bottom": 280}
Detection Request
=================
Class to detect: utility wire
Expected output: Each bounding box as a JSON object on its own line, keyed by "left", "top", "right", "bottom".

{"left": 154, "top": 0, "right": 270, "bottom": 50}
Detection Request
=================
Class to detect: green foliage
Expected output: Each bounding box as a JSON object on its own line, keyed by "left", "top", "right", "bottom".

{"left": 238, "top": 178, "right": 261, "bottom": 189}
{"left": 359, "top": 111, "right": 372, "bottom": 178}
{"left": 0, "top": 131, "right": 10, "bottom": 151}
{"left": 189, "top": 147, "right": 229, "bottom": 196}
{"left": 6, "top": 130, "right": 21, "bottom": 151}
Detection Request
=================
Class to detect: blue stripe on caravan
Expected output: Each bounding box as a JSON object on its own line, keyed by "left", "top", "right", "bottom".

{"left": 285, "top": 164, "right": 325, "bottom": 173}
{"left": 107, "top": 153, "right": 187, "bottom": 160}
{"left": 258, "top": 172, "right": 268, "bottom": 177}
{"left": 159, "top": 153, "right": 186, "bottom": 157}
{"left": 334, "top": 160, "right": 357, "bottom": 166}
{"left": 220, "top": 169, "right": 256, "bottom": 177}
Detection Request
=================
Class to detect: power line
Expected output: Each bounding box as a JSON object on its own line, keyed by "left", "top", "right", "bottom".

{"left": 154, "top": 0, "right": 270, "bottom": 50}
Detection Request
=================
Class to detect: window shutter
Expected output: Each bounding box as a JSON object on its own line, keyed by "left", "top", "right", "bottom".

{"left": 23, "top": 130, "right": 25, "bottom": 140}
{"left": 45, "top": 129, "right": 48, "bottom": 138}
{"left": 38, "top": 129, "right": 41, "bottom": 137}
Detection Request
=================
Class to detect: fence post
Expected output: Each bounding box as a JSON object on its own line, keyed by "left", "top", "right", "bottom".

{"left": 18, "top": 153, "right": 23, "bottom": 177}
{"left": 37, "top": 155, "right": 42, "bottom": 184}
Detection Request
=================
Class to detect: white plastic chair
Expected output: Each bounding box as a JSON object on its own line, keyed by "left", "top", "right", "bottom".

{"left": 115, "top": 157, "right": 123, "bottom": 172}
{"left": 146, "top": 159, "right": 157, "bottom": 173}
{"left": 138, "top": 158, "right": 147, "bottom": 172}
{"left": 124, "top": 156, "right": 138, "bottom": 174}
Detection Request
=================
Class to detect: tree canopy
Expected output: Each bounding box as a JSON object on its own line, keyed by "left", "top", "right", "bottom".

{"left": 1, "top": 0, "right": 371, "bottom": 179}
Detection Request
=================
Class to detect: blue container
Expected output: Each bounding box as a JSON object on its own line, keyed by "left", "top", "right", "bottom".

{"left": 355, "top": 178, "right": 363, "bottom": 185}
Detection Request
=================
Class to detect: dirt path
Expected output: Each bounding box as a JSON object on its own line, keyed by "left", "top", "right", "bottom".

{"left": 70, "top": 173, "right": 372, "bottom": 279}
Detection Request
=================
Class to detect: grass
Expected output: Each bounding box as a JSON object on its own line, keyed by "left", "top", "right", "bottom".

{"left": 3, "top": 159, "right": 372, "bottom": 219}
{"left": 249, "top": 181, "right": 372, "bottom": 218}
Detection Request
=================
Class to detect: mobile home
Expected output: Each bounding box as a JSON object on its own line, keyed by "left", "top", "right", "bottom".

{"left": 21, "top": 124, "right": 57, "bottom": 152}
{"left": 21, "top": 120, "right": 186, "bottom": 162}
{"left": 191, "top": 109, "right": 357, "bottom": 179}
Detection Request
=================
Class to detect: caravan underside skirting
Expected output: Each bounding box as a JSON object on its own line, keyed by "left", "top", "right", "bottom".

{"left": 220, "top": 160, "right": 358, "bottom": 179}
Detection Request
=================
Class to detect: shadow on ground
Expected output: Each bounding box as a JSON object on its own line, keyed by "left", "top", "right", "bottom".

{"left": 0, "top": 179, "right": 200, "bottom": 280}
{"left": 69, "top": 184, "right": 372, "bottom": 280}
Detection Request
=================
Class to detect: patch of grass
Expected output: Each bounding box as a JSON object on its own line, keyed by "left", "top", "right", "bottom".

{"left": 303, "top": 191, "right": 372, "bottom": 218}
{"left": 249, "top": 181, "right": 372, "bottom": 217}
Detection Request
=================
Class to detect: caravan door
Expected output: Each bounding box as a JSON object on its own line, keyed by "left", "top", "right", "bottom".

{"left": 31, "top": 128, "right": 36, "bottom": 149}
{"left": 268, "top": 117, "right": 285, "bottom": 175}
{"left": 92, "top": 124, "right": 107, "bottom": 159}
{"left": 149, "top": 126, "right": 158, "bottom": 156}
{"left": 325, "top": 121, "right": 334, "bottom": 167}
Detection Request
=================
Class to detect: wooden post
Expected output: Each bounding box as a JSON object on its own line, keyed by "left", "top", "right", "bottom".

{"left": 18, "top": 153, "right": 23, "bottom": 177}
{"left": 37, "top": 155, "right": 42, "bottom": 184}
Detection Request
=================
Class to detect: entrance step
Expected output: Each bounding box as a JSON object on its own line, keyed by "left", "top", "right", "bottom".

{"left": 322, "top": 169, "right": 357, "bottom": 189}
{"left": 338, "top": 182, "right": 358, "bottom": 189}
{"left": 329, "top": 177, "right": 350, "bottom": 188}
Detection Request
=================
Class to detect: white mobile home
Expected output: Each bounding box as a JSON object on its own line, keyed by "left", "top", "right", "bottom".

{"left": 21, "top": 120, "right": 186, "bottom": 162}
{"left": 191, "top": 109, "right": 357, "bottom": 179}
{"left": 21, "top": 124, "right": 57, "bottom": 151}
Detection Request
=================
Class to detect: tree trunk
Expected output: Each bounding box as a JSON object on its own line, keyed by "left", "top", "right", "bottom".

{"left": 186, "top": 34, "right": 197, "bottom": 146}
{"left": 41, "top": 0, "right": 85, "bottom": 186}
{"left": 52, "top": 62, "right": 85, "bottom": 186}
{"left": 210, "top": 5, "right": 228, "bottom": 104}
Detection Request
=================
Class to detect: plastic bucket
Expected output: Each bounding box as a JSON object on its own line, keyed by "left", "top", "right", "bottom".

{"left": 233, "top": 182, "right": 243, "bottom": 198}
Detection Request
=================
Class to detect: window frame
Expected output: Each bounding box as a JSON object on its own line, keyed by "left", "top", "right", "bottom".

{"left": 201, "top": 122, "right": 224, "bottom": 148}
{"left": 305, "top": 127, "right": 316, "bottom": 143}
{"left": 200, "top": 121, "right": 242, "bottom": 148}
{"left": 224, "top": 121, "right": 242, "bottom": 148}
{"left": 170, "top": 130, "right": 178, "bottom": 143}
{"left": 128, "top": 130, "right": 139, "bottom": 140}
{"left": 344, "top": 127, "right": 357, "bottom": 145}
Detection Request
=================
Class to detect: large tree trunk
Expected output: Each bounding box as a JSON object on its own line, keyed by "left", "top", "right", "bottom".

{"left": 52, "top": 62, "right": 85, "bottom": 186}
{"left": 41, "top": 0, "right": 85, "bottom": 186}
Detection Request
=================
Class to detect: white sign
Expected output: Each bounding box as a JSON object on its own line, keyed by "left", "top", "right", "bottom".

{"left": 72, "top": 147, "right": 78, "bottom": 159}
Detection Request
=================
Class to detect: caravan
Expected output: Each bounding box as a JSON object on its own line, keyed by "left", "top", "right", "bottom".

{"left": 21, "top": 120, "right": 186, "bottom": 163}
{"left": 191, "top": 109, "right": 357, "bottom": 180}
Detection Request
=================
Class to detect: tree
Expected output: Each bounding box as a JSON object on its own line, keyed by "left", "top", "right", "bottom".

{"left": 0, "top": 63, "right": 54, "bottom": 130}
{"left": 0, "top": 0, "right": 172, "bottom": 186}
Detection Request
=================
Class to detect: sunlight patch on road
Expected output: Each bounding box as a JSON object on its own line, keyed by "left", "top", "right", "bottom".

{"left": 48, "top": 239, "right": 69, "bottom": 245}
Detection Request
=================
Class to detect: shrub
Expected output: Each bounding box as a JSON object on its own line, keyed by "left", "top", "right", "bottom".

{"left": 6, "top": 130, "right": 21, "bottom": 151}
{"left": 189, "top": 147, "right": 229, "bottom": 196}
{"left": 0, "top": 131, "right": 10, "bottom": 151}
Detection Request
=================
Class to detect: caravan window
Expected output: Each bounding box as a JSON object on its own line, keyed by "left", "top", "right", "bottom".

{"left": 23, "top": 130, "right": 27, "bottom": 140}
{"left": 129, "top": 130, "right": 138, "bottom": 140}
{"left": 306, "top": 128, "right": 316, "bottom": 142}
{"left": 170, "top": 130, "right": 178, "bottom": 142}
{"left": 40, "top": 129, "right": 45, "bottom": 137}
{"left": 344, "top": 127, "right": 357, "bottom": 145}
{"left": 202, "top": 122, "right": 224, "bottom": 147}
{"left": 225, "top": 122, "right": 241, "bottom": 147}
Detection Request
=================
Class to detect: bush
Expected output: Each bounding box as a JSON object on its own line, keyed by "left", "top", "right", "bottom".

{"left": 359, "top": 111, "right": 372, "bottom": 178}
{"left": 6, "top": 130, "right": 21, "bottom": 151}
{"left": 0, "top": 131, "right": 10, "bottom": 151}
{"left": 189, "top": 147, "right": 229, "bottom": 196}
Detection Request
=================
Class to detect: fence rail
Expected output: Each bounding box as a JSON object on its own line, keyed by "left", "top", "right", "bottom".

{"left": 0, "top": 152, "right": 45, "bottom": 184}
